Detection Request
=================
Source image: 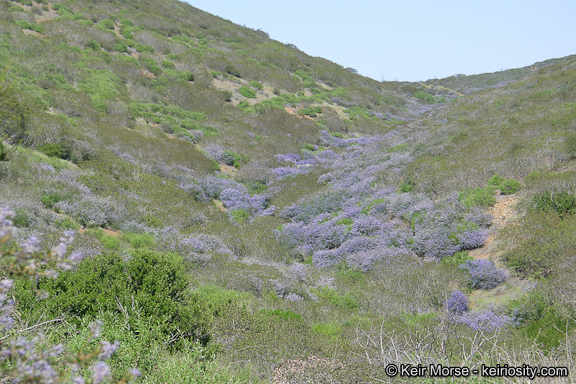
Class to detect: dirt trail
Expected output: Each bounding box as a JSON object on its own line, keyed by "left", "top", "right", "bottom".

{"left": 468, "top": 194, "right": 519, "bottom": 261}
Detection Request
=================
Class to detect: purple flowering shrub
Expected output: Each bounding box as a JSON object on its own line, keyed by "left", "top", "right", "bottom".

{"left": 272, "top": 153, "right": 316, "bottom": 179}
{"left": 54, "top": 196, "right": 119, "bottom": 228}
{"left": 445, "top": 291, "right": 469, "bottom": 315}
{"left": 273, "top": 166, "right": 301, "bottom": 179}
{"left": 460, "top": 260, "right": 508, "bottom": 290}
{"left": 180, "top": 175, "right": 275, "bottom": 221}
{"left": 408, "top": 194, "right": 490, "bottom": 259}
{"left": 412, "top": 227, "right": 461, "bottom": 259}
{"left": 180, "top": 175, "right": 238, "bottom": 201}
{"left": 119, "top": 221, "right": 232, "bottom": 258}
{"left": 278, "top": 213, "right": 351, "bottom": 257}
{"left": 278, "top": 182, "right": 490, "bottom": 268}
{"left": 280, "top": 190, "right": 351, "bottom": 223}
{"left": 458, "top": 309, "right": 511, "bottom": 331}
{"left": 0, "top": 207, "right": 140, "bottom": 383}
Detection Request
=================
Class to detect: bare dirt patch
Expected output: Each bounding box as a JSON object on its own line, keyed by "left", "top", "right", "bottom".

{"left": 468, "top": 194, "right": 520, "bottom": 261}
{"left": 467, "top": 194, "right": 528, "bottom": 310}
{"left": 219, "top": 164, "right": 237, "bottom": 177}
{"left": 284, "top": 107, "right": 313, "bottom": 120}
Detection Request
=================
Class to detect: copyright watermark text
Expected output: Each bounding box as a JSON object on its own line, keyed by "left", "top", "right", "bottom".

{"left": 384, "top": 363, "right": 569, "bottom": 379}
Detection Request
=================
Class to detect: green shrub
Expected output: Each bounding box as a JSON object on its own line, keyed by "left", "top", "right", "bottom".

{"left": 441, "top": 251, "right": 473, "bottom": 268}
{"left": 100, "top": 19, "right": 115, "bottom": 30}
{"left": 298, "top": 106, "right": 322, "bottom": 117}
{"left": 313, "top": 287, "right": 358, "bottom": 309}
{"left": 210, "top": 159, "right": 220, "bottom": 171}
{"left": 246, "top": 180, "right": 267, "bottom": 194}
{"left": 41, "top": 192, "right": 65, "bottom": 208}
{"left": 413, "top": 91, "right": 436, "bottom": 103}
{"left": 488, "top": 174, "right": 521, "bottom": 194}
{"left": 87, "top": 40, "right": 101, "bottom": 51}
{"left": 121, "top": 28, "right": 134, "bottom": 39}
{"left": 460, "top": 187, "right": 496, "bottom": 207}
{"left": 141, "top": 341, "right": 233, "bottom": 383}
{"left": 16, "top": 20, "right": 42, "bottom": 33}
{"left": 57, "top": 217, "right": 80, "bottom": 230}
{"left": 532, "top": 191, "right": 576, "bottom": 218}
{"left": 230, "top": 209, "right": 249, "bottom": 224}
{"left": 114, "top": 41, "right": 128, "bottom": 53}
{"left": 101, "top": 235, "right": 121, "bottom": 250}
{"left": 178, "top": 71, "right": 194, "bottom": 81}
{"left": 37, "top": 143, "right": 64, "bottom": 158}
{"left": 162, "top": 60, "right": 176, "bottom": 69}
{"left": 302, "top": 143, "right": 316, "bottom": 151}
{"left": 502, "top": 212, "right": 576, "bottom": 277}
{"left": 263, "top": 309, "right": 301, "bottom": 321}
{"left": 78, "top": 69, "right": 122, "bottom": 113}
{"left": 238, "top": 86, "right": 256, "bottom": 99}
{"left": 122, "top": 232, "right": 155, "bottom": 248}
{"left": 40, "top": 250, "right": 209, "bottom": 347}
{"left": 312, "top": 321, "right": 342, "bottom": 342}
{"left": 399, "top": 180, "right": 415, "bottom": 193}
{"left": 249, "top": 81, "right": 263, "bottom": 90}
{"left": 12, "top": 209, "right": 30, "bottom": 228}
{"left": 499, "top": 179, "right": 521, "bottom": 194}
{"left": 413, "top": 91, "right": 446, "bottom": 104}
{"left": 508, "top": 291, "right": 575, "bottom": 348}
{"left": 225, "top": 65, "right": 241, "bottom": 78}
{"left": 120, "top": 18, "right": 134, "bottom": 26}
{"left": 336, "top": 262, "right": 364, "bottom": 284}
{"left": 487, "top": 174, "right": 505, "bottom": 188}
{"left": 335, "top": 217, "right": 353, "bottom": 226}
{"left": 135, "top": 44, "right": 155, "bottom": 53}
{"left": 219, "top": 149, "right": 249, "bottom": 168}
{"left": 140, "top": 58, "right": 162, "bottom": 76}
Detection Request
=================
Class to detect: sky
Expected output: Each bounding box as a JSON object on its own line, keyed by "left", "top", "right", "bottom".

{"left": 184, "top": 0, "right": 576, "bottom": 82}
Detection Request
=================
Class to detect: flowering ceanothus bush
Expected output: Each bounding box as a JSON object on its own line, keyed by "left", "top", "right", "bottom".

{"left": 272, "top": 153, "right": 317, "bottom": 179}
{"left": 180, "top": 175, "right": 238, "bottom": 201}
{"left": 460, "top": 259, "right": 508, "bottom": 290}
{"left": 0, "top": 207, "right": 140, "bottom": 383}
{"left": 445, "top": 290, "right": 469, "bottom": 315}
{"left": 179, "top": 175, "right": 274, "bottom": 221}
{"left": 54, "top": 196, "right": 119, "bottom": 228}
{"left": 458, "top": 309, "right": 511, "bottom": 331}
{"left": 120, "top": 220, "right": 232, "bottom": 256}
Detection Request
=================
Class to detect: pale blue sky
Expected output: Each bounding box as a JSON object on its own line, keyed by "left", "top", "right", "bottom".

{"left": 184, "top": 0, "right": 575, "bottom": 82}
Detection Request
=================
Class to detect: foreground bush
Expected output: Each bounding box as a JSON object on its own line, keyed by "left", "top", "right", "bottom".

{"left": 0, "top": 207, "right": 140, "bottom": 383}
{"left": 39, "top": 249, "right": 210, "bottom": 348}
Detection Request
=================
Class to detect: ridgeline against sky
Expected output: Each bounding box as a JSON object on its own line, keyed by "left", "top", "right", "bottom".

{"left": 187, "top": 0, "right": 576, "bottom": 81}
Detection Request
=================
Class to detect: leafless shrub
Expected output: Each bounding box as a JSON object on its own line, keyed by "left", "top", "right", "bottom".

{"left": 354, "top": 315, "right": 576, "bottom": 383}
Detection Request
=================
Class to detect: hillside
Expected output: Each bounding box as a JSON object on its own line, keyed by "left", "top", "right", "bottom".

{"left": 1, "top": 0, "right": 576, "bottom": 383}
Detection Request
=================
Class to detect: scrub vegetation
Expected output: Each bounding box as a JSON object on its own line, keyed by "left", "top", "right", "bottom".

{"left": 1, "top": 0, "right": 576, "bottom": 382}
